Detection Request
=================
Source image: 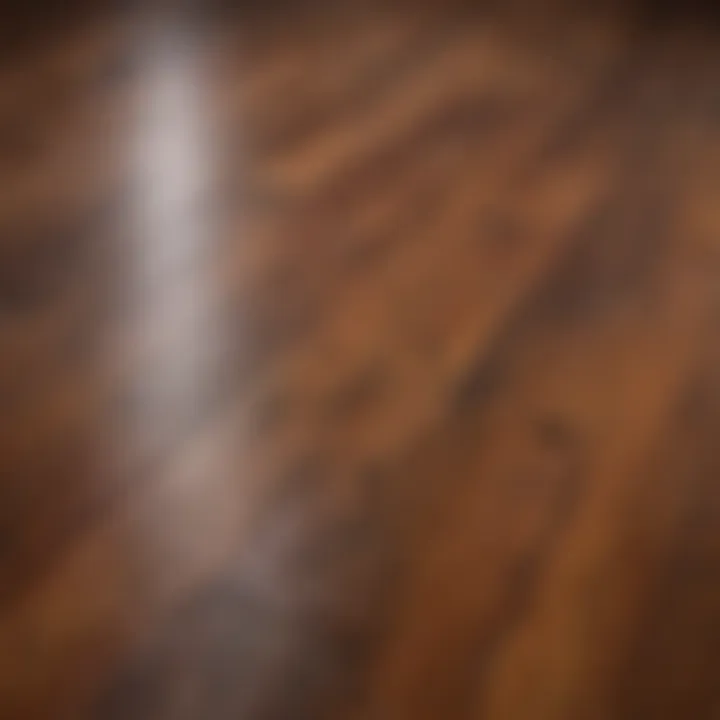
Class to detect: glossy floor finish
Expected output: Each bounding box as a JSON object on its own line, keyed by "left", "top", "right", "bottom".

{"left": 3, "top": 1, "right": 720, "bottom": 718}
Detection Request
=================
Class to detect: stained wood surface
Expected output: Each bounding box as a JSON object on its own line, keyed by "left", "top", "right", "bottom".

{"left": 3, "top": 1, "right": 720, "bottom": 718}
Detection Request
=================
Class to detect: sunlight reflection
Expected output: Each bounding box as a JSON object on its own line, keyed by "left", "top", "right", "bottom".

{"left": 123, "top": 17, "right": 243, "bottom": 576}
{"left": 130, "top": 21, "right": 215, "bottom": 426}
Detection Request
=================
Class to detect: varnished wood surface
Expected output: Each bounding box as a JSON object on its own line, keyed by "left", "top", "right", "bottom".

{"left": 3, "top": 1, "right": 720, "bottom": 718}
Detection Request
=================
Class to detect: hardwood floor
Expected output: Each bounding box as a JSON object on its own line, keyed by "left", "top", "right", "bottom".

{"left": 3, "top": 1, "right": 720, "bottom": 718}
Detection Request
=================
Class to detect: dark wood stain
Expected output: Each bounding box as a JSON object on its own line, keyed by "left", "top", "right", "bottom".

{"left": 2, "top": 1, "right": 720, "bottom": 719}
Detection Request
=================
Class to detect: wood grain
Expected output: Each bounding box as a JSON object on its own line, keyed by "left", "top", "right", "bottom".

{"left": 2, "top": 1, "right": 720, "bottom": 718}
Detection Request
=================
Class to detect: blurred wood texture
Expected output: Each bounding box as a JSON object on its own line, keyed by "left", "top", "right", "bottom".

{"left": 3, "top": 1, "right": 720, "bottom": 718}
